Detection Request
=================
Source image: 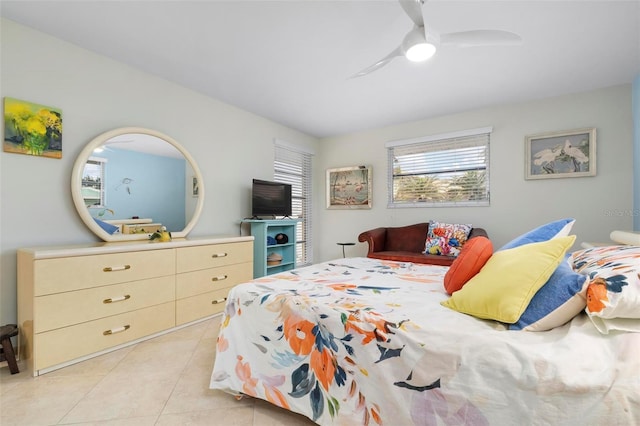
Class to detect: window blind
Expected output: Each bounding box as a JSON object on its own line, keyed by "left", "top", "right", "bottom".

{"left": 274, "top": 140, "right": 313, "bottom": 266}
{"left": 386, "top": 127, "right": 491, "bottom": 208}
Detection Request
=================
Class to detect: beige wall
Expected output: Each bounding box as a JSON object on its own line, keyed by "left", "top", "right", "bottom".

{"left": 316, "top": 85, "right": 634, "bottom": 260}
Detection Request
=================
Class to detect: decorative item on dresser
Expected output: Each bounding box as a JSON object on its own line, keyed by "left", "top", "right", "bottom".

{"left": 17, "top": 236, "right": 253, "bottom": 376}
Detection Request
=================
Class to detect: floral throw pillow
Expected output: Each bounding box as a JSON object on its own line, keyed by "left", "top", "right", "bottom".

{"left": 424, "top": 221, "right": 472, "bottom": 257}
{"left": 572, "top": 245, "right": 640, "bottom": 334}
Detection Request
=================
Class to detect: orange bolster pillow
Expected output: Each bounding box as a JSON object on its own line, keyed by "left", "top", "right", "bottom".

{"left": 444, "top": 236, "right": 493, "bottom": 295}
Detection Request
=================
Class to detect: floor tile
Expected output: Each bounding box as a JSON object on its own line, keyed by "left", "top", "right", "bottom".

{"left": 46, "top": 344, "right": 135, "bottom": 378}
{"left": 110, "top": 338, "right": 199, "bottom": 377}
{"left": 0, "top": 375, "right": 103, "bottom": 425}
{"left": 58, "top": 415, "right": 159, "bottom": 425}
{"left": 0, "top": 360, "right": 31, "bottom": 394}
{"left": 202, "top": 316, "right": 223, "bottom": 340}
{"left": 150, "top": 320, "right": 210, "bottom": 344}
{"left": 156, "top": 405, "right": 255, "bottom": 426}
{"left": 163, "top": 376, "right": 255, "bottom": 416}
{"left": 60, "top": 370, "right": 180, "bottom": 424}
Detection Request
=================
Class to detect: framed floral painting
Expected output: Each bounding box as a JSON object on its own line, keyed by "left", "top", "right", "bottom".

{"left": 3, "top": 97, "right": 63, "bottom": 159}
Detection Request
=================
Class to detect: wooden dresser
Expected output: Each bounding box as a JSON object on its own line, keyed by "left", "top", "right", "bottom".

{"left": 17, "top": 235, "right": 253, "bottom": 376}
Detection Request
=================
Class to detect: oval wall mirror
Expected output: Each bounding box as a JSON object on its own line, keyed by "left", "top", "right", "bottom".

{"left": 71, "top": 127, "right": 204, "bottom": 242}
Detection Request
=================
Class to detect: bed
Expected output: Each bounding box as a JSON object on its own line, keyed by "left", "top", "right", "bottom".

{"left": 209, "top": 254, "right": 640, "bottom": 425}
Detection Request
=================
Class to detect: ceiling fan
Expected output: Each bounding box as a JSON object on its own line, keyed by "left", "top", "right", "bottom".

{"left": 350, "top": 0, "right": 522, "bottom": 78}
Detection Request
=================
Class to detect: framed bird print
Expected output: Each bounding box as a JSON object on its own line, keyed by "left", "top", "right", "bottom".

{"left": 525, "top": 128, "right": 596, "bottom": 180}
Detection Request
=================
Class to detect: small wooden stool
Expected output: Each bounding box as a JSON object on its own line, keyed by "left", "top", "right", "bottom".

{"left": 0, "top": 324, "right": 19, "bottom": 374}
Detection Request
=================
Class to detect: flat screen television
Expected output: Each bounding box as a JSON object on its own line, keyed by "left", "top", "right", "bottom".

{"left": 252, "top": 179, "right": 292, "bottom": 218}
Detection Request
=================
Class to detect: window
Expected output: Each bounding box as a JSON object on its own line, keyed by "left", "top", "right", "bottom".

{"left": 82, "top": 157, "right": 107, "bottom": 207}
{"left": 386, "top": 127, "right": 491, "bottom": 208}
{"left": 274, "top": 139, "right": 314, "bottom": 266}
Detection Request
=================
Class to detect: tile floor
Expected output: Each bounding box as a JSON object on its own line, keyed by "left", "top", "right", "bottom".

{"left": 0, "top": 316, "right": 315, "bottom": 425}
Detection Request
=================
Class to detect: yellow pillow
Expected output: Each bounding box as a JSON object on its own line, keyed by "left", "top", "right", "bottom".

{"left": 441, "top": 235, "right": 576, "bottom": 323}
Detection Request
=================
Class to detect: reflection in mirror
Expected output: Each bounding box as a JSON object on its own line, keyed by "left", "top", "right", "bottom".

{"left": 82, "top": 159, "right": 106, "bottom": 207}
{"left": 82, "top": 134, "right": 189, "bottom": 232}
{"left": 71, "top": 127, "right": 204, "bottom": 242}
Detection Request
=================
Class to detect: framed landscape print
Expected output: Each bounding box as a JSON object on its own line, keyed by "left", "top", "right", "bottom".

{"left": 326, "top": 166, "right": 372, "bottom": 209}
{"left": 525, "top": 128, "right": 596, "bottom": 180}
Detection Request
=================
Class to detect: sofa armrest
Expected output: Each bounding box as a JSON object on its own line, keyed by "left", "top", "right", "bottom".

{"left": 358, "top": 227, "right": 387, "bottom": 255}
{"left": 468, "top": 227, "right": 488, "bottom": 239}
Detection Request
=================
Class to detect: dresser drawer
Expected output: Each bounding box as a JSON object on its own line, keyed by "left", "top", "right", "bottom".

{"left": 176, "top": 288, "right": 231, "bottom": 325}
{"left": 176, "top": 262, "right": 252, "bottom": 299}
{"left": 35, "top": 302, "right": 175, "bottom": 370}
{"left": 176, "top": 242, "right": 252, "bottom": 273}
{"left": 34, "top": 276, "right": 175, "bottom": 333}
{"left": 34, "top": 249, "right": 175, "bottom": 295}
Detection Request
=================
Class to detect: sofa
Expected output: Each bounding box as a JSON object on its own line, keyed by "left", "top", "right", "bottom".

{"left": 357, "top": 222, "right": 488, "bottom": 266}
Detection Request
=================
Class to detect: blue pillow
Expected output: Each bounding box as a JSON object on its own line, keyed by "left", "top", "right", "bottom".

{"left": 509, "top": 254, "right": 587, "bottom": 331}
{"left": 498, "top": 218, "right": 575, "bottom": 251}
{"left": 94, "top": 218, "right": 120, "bottom": 235}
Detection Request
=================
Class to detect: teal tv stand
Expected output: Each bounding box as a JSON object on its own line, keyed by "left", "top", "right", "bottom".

{"left": 245, "top": 219, "right": 298, "bottom": 278}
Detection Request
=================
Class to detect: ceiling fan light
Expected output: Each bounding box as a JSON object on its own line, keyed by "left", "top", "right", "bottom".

{"left": 405, "top": 42, "right": 436, "bottom": 62}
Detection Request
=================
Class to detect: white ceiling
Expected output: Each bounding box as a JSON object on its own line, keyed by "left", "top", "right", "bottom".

{"left": 2, "top": 1, "right": 639, "bottom": 138}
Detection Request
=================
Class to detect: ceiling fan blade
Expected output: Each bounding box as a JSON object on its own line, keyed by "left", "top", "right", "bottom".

{"left": 398, "top": 0, "right": 425, "bottom": 28}
{"left": 349, "top": 47, "right": 403, "bottom": 79}
{"left": 440, "top": 30, "right": 522, "bottom": 47}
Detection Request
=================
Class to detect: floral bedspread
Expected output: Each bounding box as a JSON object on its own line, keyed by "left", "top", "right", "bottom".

{"left": 210, "top": 257, "right": 639, "bottom": 425}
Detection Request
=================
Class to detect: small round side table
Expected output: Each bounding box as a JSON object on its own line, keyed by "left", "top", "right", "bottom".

{"left": 336, "top": 242, "right": 355, "bottom": 258}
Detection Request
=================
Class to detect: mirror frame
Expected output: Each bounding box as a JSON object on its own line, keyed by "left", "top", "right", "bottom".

{"left": 71, "top": 127, "right": 205, "bottom": 242}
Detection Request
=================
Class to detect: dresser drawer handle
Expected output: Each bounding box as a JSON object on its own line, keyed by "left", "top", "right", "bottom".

{"left": 103, "top": 325, "right": 130, "bottom": 335}
{"left": 211, "top": 253, "right": 228, "bottom": 258}
{"left": 212, "top": 297, "right": 227, "bottom": 305}
{"left": 103, "top": 265, "right": 131, "bottom": 272}
{"left": 103, "top": 294, "right": 131, "bottom": 304}
{"left": 211, "top": 275, "right": 228, "bottom": 282}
